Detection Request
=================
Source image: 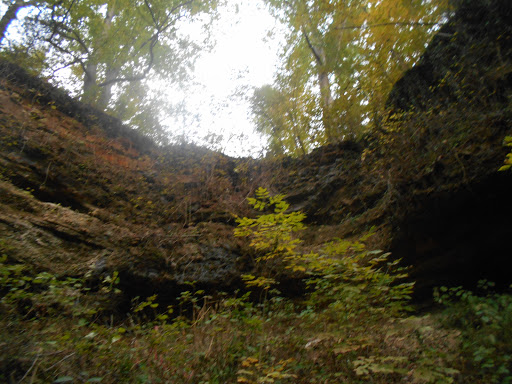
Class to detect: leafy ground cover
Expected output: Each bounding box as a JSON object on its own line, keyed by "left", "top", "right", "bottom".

{"left": 1, "top": 191, "right": 511, "bottom": 384}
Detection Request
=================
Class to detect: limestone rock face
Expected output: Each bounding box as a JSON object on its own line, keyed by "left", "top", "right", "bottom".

{"left": 1, "top": 0, "right": 511, "bottom": 304}
{"left": 0, "top": 61, "right": 249, "bottom": 303}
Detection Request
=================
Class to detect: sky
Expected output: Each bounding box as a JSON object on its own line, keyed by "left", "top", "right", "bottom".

{"left": 1, "top": 1, "right": 285, "bottom": 158}
{"left": 165, "top": 1, "right": 285, "bottom": 157}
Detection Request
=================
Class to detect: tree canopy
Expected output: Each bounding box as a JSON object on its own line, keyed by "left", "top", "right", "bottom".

{"left": 1, "top": 0, "right": 454, "bottom": 153}
{"left": 1, "top": 0, "right": 219, "bottom": 143}
{"left": 253, "top": 0, "right": 451, "bottom": 156}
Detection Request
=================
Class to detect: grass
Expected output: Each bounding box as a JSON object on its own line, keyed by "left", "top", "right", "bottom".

{"left": 3, "top": 246, "right": 510, "bottom": 383}
{"left": 0, "top": 286, "right": 461, "bottom": 384}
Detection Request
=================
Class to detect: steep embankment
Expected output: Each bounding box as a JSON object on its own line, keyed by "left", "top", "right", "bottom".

{"left": 0, "top": 61, "right": 254, "bottom": 305}
{"left": 1, "top": 0, "right": 511, "bottom": 305}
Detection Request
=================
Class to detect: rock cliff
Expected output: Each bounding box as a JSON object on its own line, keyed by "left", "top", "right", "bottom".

{"left": 1, "top": 0, "right": 511, "bottom": 307}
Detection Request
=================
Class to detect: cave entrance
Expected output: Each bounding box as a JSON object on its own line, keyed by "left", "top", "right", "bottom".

{"left": 391, "top": 172, "right": 512, "bottom": 301}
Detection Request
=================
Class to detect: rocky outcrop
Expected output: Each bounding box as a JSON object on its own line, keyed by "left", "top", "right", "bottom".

{"left": 380, "top": 0, "right": 512, "bottom": 297}
{"left": 0, "top": 65, "right": 251, "bottom": 305}
{"left": 387, "top": 0, "right": 512, "bottom": 112}
{"left": 1, "top": 0, "right": 511, "bottom": 306}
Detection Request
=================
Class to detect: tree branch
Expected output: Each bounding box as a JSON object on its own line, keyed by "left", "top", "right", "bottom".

{"left": 0, "top": 1, "right": 35, "bottom": 44}
{"left": 97, "top": 0, "right": 194, "bottom": 88}
{"left": 301, "top": 27, "right": 323, "bottom": 66}
{"left": 51, "top": 57, "right": 82, "bottom": 74}
{"left": 97, "top": 36, "right": 157, "bottom": 87}
{"left": 45, "top": 37, "right": 87, "bottom": 74}
{"left": 334, "top": 21, "right": 441, "bottom": 31}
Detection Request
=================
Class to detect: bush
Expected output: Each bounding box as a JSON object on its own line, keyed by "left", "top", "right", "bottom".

{"left": 435, "top": 281, "right": 512, "bottom": 383}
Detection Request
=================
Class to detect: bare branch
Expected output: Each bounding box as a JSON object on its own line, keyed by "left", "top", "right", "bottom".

{"left": 334, "top": 21, "right": 441, "bottom": 31}
{"left": 51, "top": 57, "right": 82, "bottom": 74}
{"left": 159, "top": 0, "right": 194, "bottom": 32}
{"left": 302, "top": 27, "right": 324, "bottom": 66}
{"left": 144, "top": 0, "right": 160, "bottom": 29}
{"left": 46, "top": 37, "right": 87, "bottom": 74}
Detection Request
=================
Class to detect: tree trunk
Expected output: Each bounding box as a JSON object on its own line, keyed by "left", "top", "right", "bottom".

{"left": 98, "top": 67, "right": 119, "bottom": 109}
{"left": 0, "top": 1, "right": 26, "bottom": 44}
{"left": 289, "top": 109, "right": 307, "bottom": 155}
{"left": 318, "top": 67, "right": 334, "bottom": 139}
{"left": 82, "top": 61, "right": 98, "bottom": 103}
{"left": 314, "top": 45, "right": 335, "bottom": 140}
{"left": 302, "top": 29, "right": 336, "bottom": 140}
{"left": 96, "top": 3, "right": 118, "bottom": 109}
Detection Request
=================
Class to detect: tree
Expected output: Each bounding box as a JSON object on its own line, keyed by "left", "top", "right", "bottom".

{"left": 257, "top": 0, "right": 451, "bottom": 156}
{"left": 251, "top": 80, "right": 320, "bottom": 156}
{"left": 43, "top": 0, "right": 216, "bottom": 106}
{"left": 1, "top": 0, "right": 218, "bottom": 138}
{"left": 0, "top": 1, "right": 42, "bottom": 44}
{"left": 0, "top": 1, "right": 24, "bottom": 43}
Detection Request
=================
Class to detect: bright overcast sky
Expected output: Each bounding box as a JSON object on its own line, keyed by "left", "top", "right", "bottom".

{"left": 1, "top": 1, "right": 285, "bottom": 158}
{"left": 166, "top": 1, "right": 284, "bottom": 157}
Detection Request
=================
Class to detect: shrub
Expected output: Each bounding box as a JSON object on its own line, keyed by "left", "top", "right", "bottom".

{"left": 234, "top": 187, "right": 306, "bottom": 291}
{"left": 435, "top": 281, "right": 512, "bottom": 383}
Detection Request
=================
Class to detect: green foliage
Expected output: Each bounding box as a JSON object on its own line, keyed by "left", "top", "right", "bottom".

{"left": 234, "top": 187, "right": 306, "bottom": 290}
{"left": 256, "top": 0, "right": 451, "bottom": 155}
{"left": 2, "top": 186, "right": 506, "bottom": 384}
{"left": 0, "top": 253, "right": 121, "bottom": 320}
{"left": 231, "top": 189, "right": 463, "bottom": 383}
{"left": 435, "top": 281, "right": 512, "bottom": 383}
{"left": 237, "top": 356, "right": 297, "bottom": 383}
{"left": 0, "top": 237, "right": 448, "bottom": 384}
{"left": 354, "top": 353, "right": 459, "bottom": 383}
{"left": 353, "top": 355, "right": 408, "bottom": 376}
{"left": 304, "top": 240, "right": 414, "bottom": 319}
{"left": 499, "top": 136, "right": 512, "bottom": 171}
{"left": 0, "top": 43, "right": 47, "bottom": 75}
{"left": 1, "top": 0, "right": 219, "bottom": 138}
{"left": 235, "top": 189, "right": 413, "bottom": 318}
{"left": 251, "top": 82, "right": 320, "bottom": 156}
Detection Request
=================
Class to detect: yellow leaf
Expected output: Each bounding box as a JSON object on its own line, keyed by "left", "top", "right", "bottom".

{"left": 241, "top": 357, "right": 259, "bottom": 367}
{"left": 333, "top": 344, "right": 362, "bottom": 354}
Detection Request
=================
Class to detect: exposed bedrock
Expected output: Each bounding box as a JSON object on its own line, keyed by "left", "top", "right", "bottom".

{"left": 0, "top": 0, "right": 511, "bottom": 307}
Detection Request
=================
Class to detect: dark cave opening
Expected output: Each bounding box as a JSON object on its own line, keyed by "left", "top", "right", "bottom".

{"left": 391, "top": 172, "right": 512, "bottom": 301}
